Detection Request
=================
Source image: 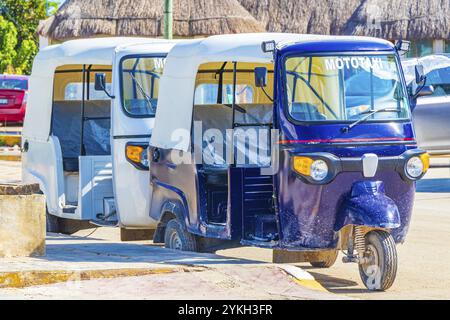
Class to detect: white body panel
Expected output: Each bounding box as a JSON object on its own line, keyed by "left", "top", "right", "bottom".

{"left": 111, "top": 42, "right": 178, "bottom": 228}
{"left": 22, "top": 136, "right": 65, "bottom": 216}
{"left": 22, "top": 37, "right": 179, "bottom": 228}
{"left": 78, "top": 156, "right": 114, "bottom": 221}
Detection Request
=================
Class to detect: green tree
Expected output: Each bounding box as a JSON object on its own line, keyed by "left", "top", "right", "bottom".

{"left": 0, "top": 0, "right": 58, "bottom": 74}
{"left": 0, "top": 16, "right": 18, "bottom": 73}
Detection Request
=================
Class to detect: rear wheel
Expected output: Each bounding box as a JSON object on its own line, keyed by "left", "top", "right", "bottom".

{"left": 46, "top": 208, "right": 92, "bottom": 234}
{"left": 46, "top": 211, "right": 61, "bottom": 233}
{"left": 310, "top": 250, "right": 338, "bottom": 268}
{"left": 358, "top": 230, "right": 397, "bottom": 291}
{"left": 164, "top": 219, "right": 198, "bottom": 252}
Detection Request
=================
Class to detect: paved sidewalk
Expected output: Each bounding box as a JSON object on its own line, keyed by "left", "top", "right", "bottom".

{"left": 0, "top": 234, "right": 343, "bottom": 300}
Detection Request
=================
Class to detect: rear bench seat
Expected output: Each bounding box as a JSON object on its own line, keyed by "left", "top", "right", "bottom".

{"left": 51, "top": 100, "right": 111, "bottom": 172}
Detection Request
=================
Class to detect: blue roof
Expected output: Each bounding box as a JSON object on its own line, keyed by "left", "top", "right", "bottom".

{"left": 279, "top": 39, "right": 395, "bottom": 56}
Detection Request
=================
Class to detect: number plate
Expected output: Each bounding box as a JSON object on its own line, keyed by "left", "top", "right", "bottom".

{"left": 0, "top": 99, "right": 8, "bottom": 105}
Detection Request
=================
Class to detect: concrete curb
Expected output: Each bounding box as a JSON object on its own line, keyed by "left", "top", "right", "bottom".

{"left": 0, "top": 266, "right": 205, "bottom": 289}
{"left": 278, "top": 265, "right": 329, "bottom": 293}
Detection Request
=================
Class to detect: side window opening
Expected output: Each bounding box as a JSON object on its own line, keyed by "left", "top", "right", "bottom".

{"left": 193, "top": 61, "right": 274, "bottom": 169}
{"left": 64, "top": 83, "right": 112, "bottom": 100}
{"left": 52, "top": 64, "right": 112, "bottom": 172}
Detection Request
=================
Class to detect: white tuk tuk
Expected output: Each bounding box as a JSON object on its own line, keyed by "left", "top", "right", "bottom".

{"left": 22, "top": 37, "right": 178, "bottom": 235}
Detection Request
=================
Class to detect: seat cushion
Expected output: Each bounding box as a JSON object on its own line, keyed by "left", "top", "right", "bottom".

{"left": 63, "top": 158, "right": 79, "bottom": 172}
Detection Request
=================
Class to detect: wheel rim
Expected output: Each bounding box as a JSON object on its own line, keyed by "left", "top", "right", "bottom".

{"left": 361, "top": 244, "right": 379, "bottom": 277}
{"left": 169, "top": 231, "right": 183, "bottom": 250}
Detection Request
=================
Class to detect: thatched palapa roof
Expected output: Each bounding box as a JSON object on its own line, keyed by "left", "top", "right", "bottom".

{"left": 238, "top": 0, "right": 450, "bottom": 40}
{"left": 39, "top": 0, "right": 450, "bottom": 41}
{"left": 38, "top": 0, "right": 265, "bottom": 40}
{"left": 344, "top": 0, "right": 450, "bottom": 40}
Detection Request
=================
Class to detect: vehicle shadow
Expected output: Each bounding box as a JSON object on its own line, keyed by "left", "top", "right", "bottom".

{"left": 300, "top": 267, "right": 373, "bottom": 295}
{"left": 39, "top": 235, "right": 264, "bottom": 266}
{"left": 416, "top": 178, "right": 450, "bottom": 193}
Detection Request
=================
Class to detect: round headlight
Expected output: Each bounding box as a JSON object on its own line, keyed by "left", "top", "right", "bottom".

{"left": 311, "top": 160, "right": 329, "bottom": 181}
{"left": 406, "top": 156, "right": 424, "bottom": 178}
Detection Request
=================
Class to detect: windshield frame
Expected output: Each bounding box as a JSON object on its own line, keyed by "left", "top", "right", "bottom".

{"left": 280, "top": 51, "right": 411, "bottom": 125}
{"left": 119, "top": 53, "right": 167, "bottom": 119}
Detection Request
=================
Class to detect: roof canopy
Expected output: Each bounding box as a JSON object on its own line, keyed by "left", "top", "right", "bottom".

{"left": 23, "top": 37, "right": 178, "bottom": 141}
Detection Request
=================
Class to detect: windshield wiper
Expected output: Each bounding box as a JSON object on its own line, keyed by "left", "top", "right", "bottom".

{"left": 342, "top": 107, "right": 401, "bottom": 133}
{"left": 129, "top": 73, "right": 154, "bottom": 111}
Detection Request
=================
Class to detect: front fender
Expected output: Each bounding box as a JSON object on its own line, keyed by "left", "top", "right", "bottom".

{"left": 334, "top": 181, "right": 401, "bottom": 231}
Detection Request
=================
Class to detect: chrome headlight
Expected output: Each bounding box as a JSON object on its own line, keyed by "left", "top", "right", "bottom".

{"left": 310, "top": 159, "right": 329, "bottom": 181}
{"left": 405, "top": 156, "right": 424, "bottom": 178}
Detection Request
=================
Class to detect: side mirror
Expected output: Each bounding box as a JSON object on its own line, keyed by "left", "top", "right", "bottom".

{"left": 94, "top": 73, "right": 114, "bottom": 99}
{"left": 416, "top": 85, "right": 434, "bottom": 98}
{"left": 415, "top": 64, "right": 426, "bottom": 85}
{"left": 95, "top": 73, "right": 106, "bottom": 91}
{"left": 254, "top": 67, "right": 268, "bottom": 88}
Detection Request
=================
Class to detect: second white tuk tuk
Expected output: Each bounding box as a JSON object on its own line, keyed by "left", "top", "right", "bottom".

{"left": 22, "top": 37, "right": 178, "bottom": 234}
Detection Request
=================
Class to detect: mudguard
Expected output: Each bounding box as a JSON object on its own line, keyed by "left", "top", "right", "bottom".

{"left": 334, "top": 181, "right": 400, "bottom": 231}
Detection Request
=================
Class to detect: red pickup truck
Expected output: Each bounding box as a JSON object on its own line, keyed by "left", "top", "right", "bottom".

{"left": 0, "top": 74, "right": 29, "bottom": 124}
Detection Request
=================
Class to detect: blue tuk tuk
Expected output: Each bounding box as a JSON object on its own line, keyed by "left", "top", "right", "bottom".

{"left": 148, "top": 34, "right": 431, "bottom": 290}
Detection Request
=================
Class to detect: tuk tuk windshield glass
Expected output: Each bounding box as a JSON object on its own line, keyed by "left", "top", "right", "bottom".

{"left": 121, "top": 56, "right": 165, "bottom": 117}
{"left": 284, "top": 55, "right": 410, "bottom": 122}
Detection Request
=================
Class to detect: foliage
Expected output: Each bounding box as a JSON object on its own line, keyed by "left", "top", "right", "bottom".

{"left": 0, "top": 0, "right": 58, "bottom": 74}
{"left": 0, "top": 15, "right": 18, "bottom": 73}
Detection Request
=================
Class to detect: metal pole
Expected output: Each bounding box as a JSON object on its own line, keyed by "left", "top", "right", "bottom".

{"left": 80, "top": 65, "right": 86, "bottom": 156}
{"left": 164, "top": 0, "right": 173, "bottom": 39}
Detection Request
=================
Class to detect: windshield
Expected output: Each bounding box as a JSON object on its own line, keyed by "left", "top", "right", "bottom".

{"left": 285, "top": 55, "right": 409, "bottom": 122}
{"left": 121, "top": 56, "right": 165, "bottom": 117}
{"left": 0, "top": 78, "right": 28, "bottom": 90}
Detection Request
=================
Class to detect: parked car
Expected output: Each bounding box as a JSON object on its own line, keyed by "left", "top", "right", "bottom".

{"left": 0, "top": 74, "right": 29, "bottom": 124}
{"left": 402, "top": 55, "right": 450, "bottom": 154}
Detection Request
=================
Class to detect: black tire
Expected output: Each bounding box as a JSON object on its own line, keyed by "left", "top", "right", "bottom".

{"left": 46, "top": 211, "right": 61, "bottom": 233}
{"left": 358, "top": 230, "right": 398, "bottom": 291}
{"left": 310, "top": 250, "right": 338, "bottom": 268}
{"left": 46, "top": 209, "right": 92, "bottom": 234}
{"left": 164, "top": 219, "right": 198, "bottom": 252}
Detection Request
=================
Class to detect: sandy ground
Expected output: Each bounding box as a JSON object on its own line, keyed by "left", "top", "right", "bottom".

{"left": 1, "top": 158, "right": 450, "bottom": 299}
{"left": 218, "top": 160, "right": 450, "bottom": 300}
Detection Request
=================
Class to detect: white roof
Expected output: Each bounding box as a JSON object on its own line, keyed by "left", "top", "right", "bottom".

{"left": 23, "top": 37, "right": 178, "bottom": 141}
{"left": 151, "top": 33, "right": 392, "bottom": 151}
{"left": 31, "top": 37, "right": 176, "bottom": 76}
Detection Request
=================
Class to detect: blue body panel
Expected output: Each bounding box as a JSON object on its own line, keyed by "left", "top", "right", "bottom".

{"left": 335, "top": 181, "right": 401, "bottom": 231}
{"left": 149, "top": 38, "right": 418, "bottom": 251}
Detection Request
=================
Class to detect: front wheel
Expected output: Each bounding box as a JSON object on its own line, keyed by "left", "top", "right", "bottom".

{"left": 164, "top": 219, "right": 198, "bottom": 252}
{"left": 310, "top": 250, "right": 338, "bottom": 268}
{"left": 358, "top": 230, "right": 397, "bottom": 291}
